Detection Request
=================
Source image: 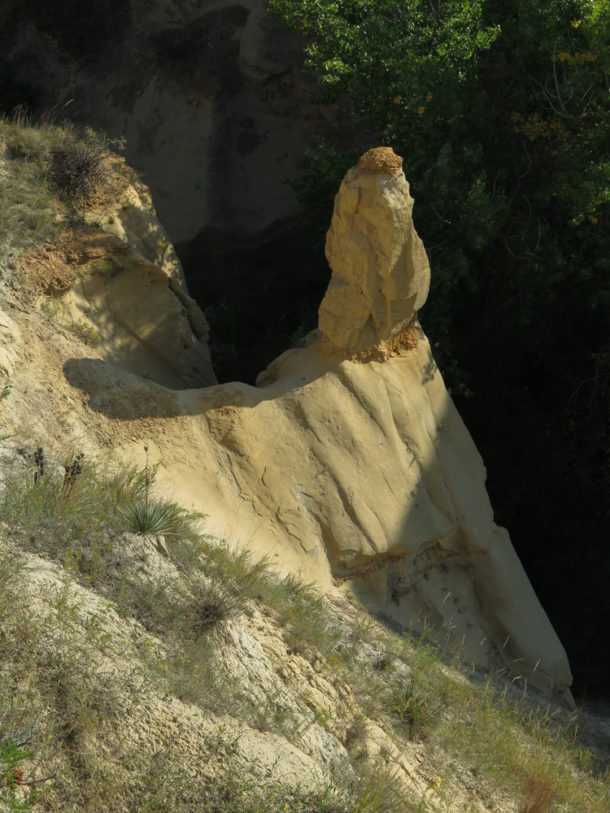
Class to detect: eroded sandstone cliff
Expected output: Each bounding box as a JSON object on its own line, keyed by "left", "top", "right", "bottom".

{"left": 4, "top": 128, "right": 609, "bottom": 810}
{"left": 1, "top": 136, "right": 572, "bottom": 702}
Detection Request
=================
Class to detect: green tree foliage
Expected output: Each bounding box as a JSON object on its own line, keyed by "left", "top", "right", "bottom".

{"left": 269, "top": 0, "right": 610, "bottom": 694}
{"left": 269, "top": 0, "right": 608, "bottom": 341}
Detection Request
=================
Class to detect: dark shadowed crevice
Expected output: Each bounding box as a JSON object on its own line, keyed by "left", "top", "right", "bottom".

{"left": 176, "top": 217, "right": 330, "bottom": 384}
{"left": 2, "top": 0, "right": 131, "bottom": 65}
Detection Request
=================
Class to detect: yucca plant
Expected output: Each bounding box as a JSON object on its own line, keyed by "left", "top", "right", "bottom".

{"left": 119, "top": 498, "right": 195, "bottom": 537}
{"left": 191, "top": 580, "right": 241, "bottom": 636}
{"left": 118, "top": 444, "right": 203, "bottom": 537}
{"left": 384, "top": 678, "right": 441, "bottom": 740}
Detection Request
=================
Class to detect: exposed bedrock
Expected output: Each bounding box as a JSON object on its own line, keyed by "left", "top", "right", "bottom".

{"left": 59, "top": 149, "right": 573, "bottom": 702}
{"left": 1, "top": 2, "right": 577, "bottom": 702}
{"left": 319, "top": 147, "right": 430, "bottom": 354}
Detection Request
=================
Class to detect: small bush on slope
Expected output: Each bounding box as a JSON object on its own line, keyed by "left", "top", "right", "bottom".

{"left": 0, "top": 113, "right": 128, "bottom": 271}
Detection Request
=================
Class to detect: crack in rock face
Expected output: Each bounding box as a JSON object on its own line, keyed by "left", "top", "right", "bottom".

{"left": 318, "top": 147, "right": 430, "bottom": 354}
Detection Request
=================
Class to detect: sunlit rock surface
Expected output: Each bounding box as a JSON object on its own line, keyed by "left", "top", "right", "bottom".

{"left": 319, "top": 147, "right": 430, "bottom": 353}
{"left": 0, "top": 148, "right": 572, "bottom": 703}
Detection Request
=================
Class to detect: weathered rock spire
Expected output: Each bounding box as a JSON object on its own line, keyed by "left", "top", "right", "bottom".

{"left": 318, "top": 147, "right": 430, "bottom": 353}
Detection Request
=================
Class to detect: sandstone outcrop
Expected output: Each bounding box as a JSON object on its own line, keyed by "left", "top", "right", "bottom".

{"left": 0, "top": 146, "right": 572, "bottom": 703}
{"left": 4, "top": 145, "right": 216, "bottom": 390}
{"left": 68, "top": 169, "right": 217, "bottom": 389}
{"left": 319, "top": 147, "right": 430, "bottom": 354}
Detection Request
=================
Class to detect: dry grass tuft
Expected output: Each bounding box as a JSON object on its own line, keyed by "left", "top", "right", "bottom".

{"left": 519, "top": 773, "right": 560, "bottom": 812}
{"left": 0, "top": 111, "right": 129, "bottom": 277}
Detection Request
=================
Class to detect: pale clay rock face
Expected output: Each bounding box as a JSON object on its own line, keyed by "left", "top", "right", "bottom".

{"left": 0, "top": 147, "right": 572, "bottom": 707}
{"left": 319, "top": 155, "right": 430, "bottom": 353}
{"left": 39, "top": 176, "right": 216, "bottom": 390}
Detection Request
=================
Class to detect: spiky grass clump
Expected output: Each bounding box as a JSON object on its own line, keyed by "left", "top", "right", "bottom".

{"left": 0, "top": 446, "right": 203, "bottom": 544}
{"left": 384, "top": 677, "right": 442, "bottom": 740}
{"left": 117, "top": 443, "right": 204, "bottom": 539}
{"left": 191, "top": 580, "right": 241, "bottom": 635}
{"left": 118, "top": 497, "right": 198, "bottom": 537}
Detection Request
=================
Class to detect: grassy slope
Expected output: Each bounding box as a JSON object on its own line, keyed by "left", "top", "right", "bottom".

{"left": 0, "top": 447, "right": 607, "bottom": 812}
